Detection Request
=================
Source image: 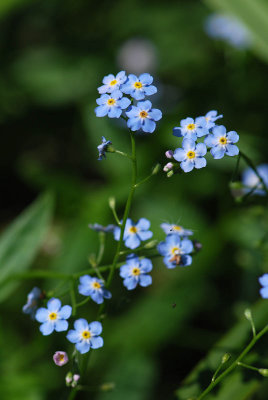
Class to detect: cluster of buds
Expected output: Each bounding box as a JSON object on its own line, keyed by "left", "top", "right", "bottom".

{"left": 65, "top": 372, "right": 80, "bottom": 388}
{"left": 163, "top": 150, "right": 174, "bottom": 177}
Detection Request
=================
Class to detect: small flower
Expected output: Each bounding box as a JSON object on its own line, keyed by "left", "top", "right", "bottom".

{"left": 157, "top": 234, "right": 193, "bottom": 269}
{"left": 173, "top": 117, "right": 209, "bottom": 141}
{"left": 95, "top": 90, "right": 131, "bottom": 119}
{"left": 53, "top": 351, "right": 69, "bottom": 366}
{"left": 22, "top": 287, "right": 42, "bottom": 319}
{"left": 200, "top": 110, "right": 223, "bottom": 130}
{"left": 126, "top": 100, "right": 162, "bottom": 133}
{"left": 242, "top": 164, "right": 268, "bottom": 196}
{"left": 78, "top": 275, "right": 112, "bottom": 304}
{"left": 173, "top": 138, "right": 207, "bottom": 173}
{"left": 259, "top": 274, "right": 268, "bottom": 298}
{"left": 97, "top": 136, "right": 112, "bottom": 160}
{"left": 98, "top": 71, "right": 127, "bottom": 94}
{"left": 160, "top": 223, "right": 193, "bottom": 237}
{"left": 88, "top": 223, "right": 116, "bottom": 233}
{"left": 67, "top": 319, "right": 103, "bottom": 354}
{"left": 120, "top": 255, "right": 153, "bottom": 290}
{"left": 114, "top": 218, "right": 153, "bottom": 249}
{"left": 121, "top": 73, "right": 157, "bottom": 100}
{"left": 165, "top": 150, "right": 174, "bottom": 159}
{"left": 205, "top": 125, "right": 239, "bottom": 159}
{"left": 35, "top": 298, "right": 72, "bottom": 336}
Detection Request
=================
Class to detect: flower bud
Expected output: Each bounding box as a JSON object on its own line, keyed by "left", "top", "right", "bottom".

{"left": 163, "top": 162, "right": 173, "bottom": 172}
{"left": 65, "top": 372, "right": 73, "bottom": 386}
{"left": 100, "top": 382, "right": 116, "bottom": 391}
{"left": 152, "top": 163, "right": 161, "bottom": 175}
{"left": 167, "top": 170, "right": 174, "bottom": 178}
{"left": 144, "top": 240, "right": 158, "bottom": 249}
{"left": 259, "top": 369, "right": 268, "bottom": 377}
{"left": 221, "top": 353, "right": 231, "bottom": 364}
{"left": 244, "top": 309, "right": 252, "bottom": 321}
{"left": 165, "top": 150, "right": 173, "bottom": 159}
{"left": 108, "top": 197, "right": 116, "bottom": 209}
{"left": 53, "top": 351, "right": 68, "bottom": 366}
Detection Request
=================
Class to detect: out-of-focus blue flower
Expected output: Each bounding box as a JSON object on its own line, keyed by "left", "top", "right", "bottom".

{"left": 78, "top": 275, "right": 112, "bottom": 304}
{"left": 205, "top": 125, "right": 239, "bottom": 159}
{"left": 205, "top": 14, "right": 251, "bottom": 49}
{"left": 173, "top": 138, "right": 207, "bottom": 173}
{"left": 157, "top": 234, "right": 194, "bottom": 269}
{"left": 126, "top": 100, "right": 162, "bottom": 133}
{"left": 88, "top": 223, "right": 116, "bottom": 233}
{"left": 199, "top": 110, "right": 223, "bottom": 130}
{"left": 35, "top": 298, "right": 72, "bottom": 336}
{"left": 98, "top": 71, "right": 127, "bottom": 94}
{"left": 173, "top": 117, "right": 209, "bottom": 141}
{"left": 114, "top": 218, "right": 153, "bottom": 249}
{"left": 121, "top": 73, "right": 157, "bottom": 100}
{"left": 259, "top": 274, "right": 268, "bottom": 298}
{"left": 67, "top": 319, "right": 103, "bottom": 354}
{"left": 22, "top": 287, "right": 42, "bottom": 319}
{"left": 160, "top": 223, "right": 193, "bottom": 237}
{"left": 95, "top": 90, "right": 131, "bottom": 119}
{"left": 242, "top": 164, "right": 268, "bottom": 196}
{"left": 97, "top": 136, "right": 112, "bottom": 160}
{"left": 120, "top": 255, "right": 153, "bottom": 290}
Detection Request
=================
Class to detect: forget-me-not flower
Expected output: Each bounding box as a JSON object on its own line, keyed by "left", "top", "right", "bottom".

{"left": 157, "top": 234, "right": 193, "bottom": 269}
{"left": 88, "top": 223, "right": 116, "bottom": 233}
{"left": 114, "top": 218, "right": 153, "bottom": 249}
{"left": 205, "top": 125, "right": 239, "bottom": 159}
{"left": 22, "top": 287, "right": 42, "bottom": 319}
{"left": 173, "top": 138, "right": 207, "bottom": 173}
{"left": 67, "top": 319, "right": 103, "bottom": 354}
{"left": 98, "top": 71, "right": 127, "bottom": 94}
{"left": 120, "top": 255, "right": 153, "bottom": 290}
{"left": 121, "top": 73, "right": 157, "bottom": 100}
{"left": 95, "top": 90, "right": 131, "bottom": 119}
{"left": 259, "top": 274, "right": 268, "bottom": 298}
{"left": 97, "top": 136, "right": 112, "bottom": 160}
{"left": 160, "top": 223, "right": 193, "bottom": 237}
{"left": 199, "top": 110, "right": 223, "bottom": 130}
{"left": 126, "top": 100, "right": 162, "bottom": 133}
{"left": 78, "top": 275, "right": 112, "bottom": 304}
{"left": 173, "top": 117, "right": 209, "bottom": 141}
{"left": 242, "top": 164, "right": 268, "bottom": 196}
{"left": 53, "top": 351, "right": 69, "bottom": 366}
{"left": 35, "top": 298, "right": 72, "bottom": 336}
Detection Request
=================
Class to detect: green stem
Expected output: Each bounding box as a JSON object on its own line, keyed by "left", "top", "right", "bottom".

{"left": 237, "top": 361, "right": 260, "bottom": 372}
{"left": 240, "top": 151, "right": 268, "bottom": 195}
{"left": 197, "top": 324, "right": 268, "bottom": 400}
{"left": 115, "top": 150, "right": 132, "bottom": 159}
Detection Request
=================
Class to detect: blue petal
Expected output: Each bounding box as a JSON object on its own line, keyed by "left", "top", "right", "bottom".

{"left": 260, "top": 287, "right": 268, "bottom": 298}
{"left": 195, "top": 143, "right": 207, "bottom": 157}
{"left": 55, "top": 319, "right": 68, "bottom": 332}
{"left": 35, "top": 308, "right": 49, "bottom": 323}
{"left": 226, "top": 144, "right": 239, "bottom": 156}
{"left": 125, "top": 234, "right": 140, "bottom": 249}
{"left": 204, "top": 134, "right": 217, "bottom": 147}
{"left": 157, "top": 241, "right": 169, "bottom": 256}
{"left": 74, "top": 318, "right": 89, "bottom": 332}
{"left": 90, "top": 336, "right": 104, "bottom": 349}
{"left": 136, "top": 218, "right": 150, "bottom": 230}
{"left": 180, "top": 255, "right": 192, "bottom": 266}
{"left": 79, "top": 275, "right": 92, "bottom": 285}
{"left": 173, "top": 127, "right": 182, "bottom": 137}
{"left": 132, "top": 89, "right": 145, "bottom": 100}
{"left": 181, "top": 159, "right": 194, "bottom": 173}
{"left": 126, "top": 106, "right": 139, "bottom": 118}
{"left": 67, "top": 329, "right": 80, "bottom": 343}
{"left": 139, "top": 73, "right": 153, "bottom": 85}
{"left": 181, "top": 117, "right": 194, "bottom": 127}
{"left": 113, "top": 226, "right": 121, "bottom": 241}
{"left": 40, "top": 321, "right": 54, "bottom": 336}
{"left": 173, "top": 148, "right": 186, "bottom": 162}
{"left": 227, "top": 130, "right": 239, "bottom": 143}
{"left": 138, "top": 230, "right": 153, "bottom": 240}
{"left": 47, "top": 298, "right": 61, "bottom": 312}
{"left": 143, "top": 85, "right": 157, "bottom": 96}
{"left": 140, "top": 258, "right": 153, "bottom": 273}
{"left": 142, "top": 118, "right": 156, "bottom": 133}
{"left": 120, "top": 264, "right": 131, "bottom": 278}
{"left": 127, "top": 74, "right": 138, "bottom": 83}
{"left": 91, "top": 291, "right": 104, "bottom": 304}
{"left": 117, "top": 97, "right": 131, "bottom": 109}
{"left": 182, "top": 138, "right": 196, "bottom": 151}
{"left": 181, "top": 239, "right": 194, "bottom": 254}
{"left": 89, "top": 321, "right": 103, "bottom": 335}
{"left": 211, "top": 145, "right": 225, "bottom": 159}
{"left": 259, "top": 274, "right": 268, "bottom": 287}
{"left": 76, "top": 341, "right": 90, "bottom": 354}
{"left": 103, "top": 289, "right": 112, "bottom": 299}
{"left": 137, "top": 100, "right": 152, "bottom": 111}
{"left": 163, "top": 257, "right": 176, "bottom": 269}
{"left": 78, "top": 284, "right": 92, "bottom": 296}
{"left": 123, "top": 276, "right": 138, "bottom": 290}
{"left": 103, "top": 74, "right": 115, "bottom": 84}
{"left": 139, "top": 274, "right": 152, "bottom": 287}
{"left": 108, "top": 106, "right": 122, "bottom": 118}
{"left": 127, "top": 117, "right": 142, "bottom": 131}
{"left": 96, "top": 94, "right": 109, "bottom": 105}
{"left": 212, "top": 125, "right": 226, "bottom": 137}
{"left": 194, "top": 157, "right": 206, "bottom": 169}
{"left": 112, "top": 90, "right": 123, "bottom": 100}
{"left": 148, "top": 108, "right": 162, "bottom": 121}
{"left": 58, "top": 305, "right": 72, "bottom": 320}
{"left": 98, "top": 84, "right": 109, "bottom": 94}
{"left": 95, "top": 105, "right": 108, "bottom": 117}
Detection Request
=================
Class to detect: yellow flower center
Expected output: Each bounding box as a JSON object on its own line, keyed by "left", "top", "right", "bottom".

{"left": 187, "top": 123, "right": 196, "bottom": 130}
{"left": 205, "top": 117, "right": 210, "bottom": 122}
{"left": 58, "top": 354, "right": 65, "bottom": 362}
{"left": 219, "top": 136, "right": 227, "bottom": 145}
{"left": 107, "top": 98, "right": 116, "bottom": 106}
{"left": 129, "top": 226, "right": 137, "bottom": 234}
{"left": 92, "top": 282, "right": 101, "bottom": 289}
{"left": 49, "top": 312, "right": 57, "bottom": 320}
{"left": 139, "top": 111, "right": 148, "bottom": 119}
{"left": 132, "top": 267, "right": 140, "bottom": 276}
{"left": 82, "top": 330, "right": 91, "bottom": 339}
{"left": 187, "top": 151, "right": 195, "bottom": 159}
{"left": 134, "top": 81, "right": 143, "bottom": 89}
{"left": 110, "top": 79, "right": 117, "bottom": 86}
{"left": 173, "top": 225, "right": 182, "bottom": 231}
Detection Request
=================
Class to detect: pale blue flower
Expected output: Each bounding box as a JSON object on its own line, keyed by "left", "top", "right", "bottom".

{"left": 88, "top": 223, "right": 115, "bottom": 233}
{"left": 197, "top": 110, "right": 223, "bottom": 130}
{"left": 121, "top": 73, "right": 157, "bottom": 100}
{"left": 157, "top": 234, "right": 193, "bottom": 269}
{"left": 205, "top": 125, "right": 239, "bottom": 159}
{"left": 173, "top": 117, "right": 209, "bottom": 141}
{"left": 120, "top": 255, "right": 153, "bottom": 290}
{"left": 35, "top": 298, "right": 72, "bottom": 336}
{"left": 95, "top": 90, "right": 131, "bottom": 119}
{"left": 78, "top": 276, "right": 112, "bottom": 304}
{"left": 114, "top": 218, "right": 153, "bottom": 249}
{"left": 259, "top": 274, "right": 268, "bottom": 298}
{"left": 160, "top": 223, "right": 193, "bottom": 237}
{"left": 97, "top": 136, "right": 112, "bottom": 160}
{"left": 173, "top": 138, "right": 207, "bottom": 173}
{"left": 126, "top": 100, "right": 162, "bottom": 133}
{"left": 67, "top": 319, "right": 103, "bottom": 354}
{"left": 22, "top": 287, "right": 42, "bottom": 319}
{"left": 98, "top": 71, "right": 127, "bottom": 94}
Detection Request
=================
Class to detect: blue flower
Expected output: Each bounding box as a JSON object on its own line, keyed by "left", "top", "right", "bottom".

{"left": 160, "top": 223, "right": 193, "bottom": 237}
{"left": 173, "top": 117, "right": 209, "bottom": 141}
{"left": 97, "top": 136, "right": 112, "bottom": 160}
{"left": 259, "top": 274, "right": 268, "bottom": 298}
{"left": 98, "top": 71, "right": 127, "bottom": 94}
{"left": 126, "top": 100, "right": 162, "bottom": 133}
{"left": 95, "top": 90, "right": 131, "bottom": 119}
{"left": 88, "top": 223, "right": 116, "bottom": 233}
{"left": 114, "top": 218, "right": 153, "bottom": 249}
{"left": 120, "top": 255, "right": 153, "bottom": 290}
{"left": 173, "top": 138, "right": 207, "bottom": 173}
{"left": 157, "top": 234, "right": 194, "bottom": 269}
{"left": 67, "top": 319, "right": 103, "bottom": 354}
{"left": 121, "top": 73, "right": 157, "bottom": 100}
{"left": 78, "top": 275, "right": 112, "bottom": 304}
{"left": 199, "top": 110, "right": 223, "bottom": 130}
{"left": 35, "top": 298, "right": 72, "bottom": 336}
{"left": 205, "top": 125, "right": 239, "bottom": 159}
{"left": 242, "top": 164, "right": 268, "bottom": 196}
{"left": 204, "top": 14, "right": 251, "bottom": 49}
{"left": 22, "top": 287, "right": 42, "bottom": 319}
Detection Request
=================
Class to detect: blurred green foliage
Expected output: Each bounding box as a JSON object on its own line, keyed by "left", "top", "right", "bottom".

{"left": 0, "top": 0, "right": 268, "bottom": 399}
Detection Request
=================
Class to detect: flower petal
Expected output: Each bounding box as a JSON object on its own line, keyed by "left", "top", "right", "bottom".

{"left": 58, "top": 305, "right": 72, "bottom": 320}
{"left": 47, "top": 298, "right": 61, "bottom": 312}
{"left": 40, "top": 321, "right": 54, "bottom": 336}
{"left": 55, "top": 319, "right": 68, "bottom": 332}
{"left": 88, "top": 321, "right": 103, "bottom": 336}
{"left": 67, "top": 329, "right": 80, "bottom": 343}
{"left": 35, "top": 308, "right": 49, "bottom": 323}
{"left": 76, "top": 341, "right": 90, "bottom": 354}
{"left": 90, "top": 336, "right": 104, "bottom": 349}
{"left": 74, "top": 318, "right": 88, "bottom": 332}
{"left": 139, "top": 274, "right": 152, "bottom": 287}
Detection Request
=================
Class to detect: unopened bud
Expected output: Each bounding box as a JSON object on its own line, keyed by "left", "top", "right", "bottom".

{"left": 106, "top": 145, "right": 115, "bottom": 153}
{"left": 221, "top": 353, "right": 231, "bottom": 364}
{"left": 100, "top": 382, "right": 116, "bottom": 391}
{"left": 65, "top": 372, "right": 73, "bottom": 386}
{"left": 165, "top": 150, "right": 174, "bottom": 159}
{"left": 152, "top": 163, "right": 161, "bottom": 175}
{"left": 108, "top": 197, "right": 116, "bottom": 209}
{"left": 163, "top": 162, "right": 173, "bottom": 172}
{"left": 259, "top": 369, "right": 268, "bottom": 377}
{"left": 144, "top": 240, "right": 158, "bottom": 249}
{"left": 244, "top": 309, "right": 252, "bottom": 321}
{"left": 167, "top": 170, "right": 174, "bottom": 178}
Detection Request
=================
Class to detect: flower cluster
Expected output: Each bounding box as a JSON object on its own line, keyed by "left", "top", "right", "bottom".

{"left": 164, "top": 110, "right": 239, "bottom": 174}
{"left": 95, "top": 71, "right": 162, "bottom": 134}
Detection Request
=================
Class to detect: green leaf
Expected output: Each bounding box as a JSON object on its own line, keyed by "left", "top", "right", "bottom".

{"left": 0, "top": 192, "right": 54, "bottom": 301}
